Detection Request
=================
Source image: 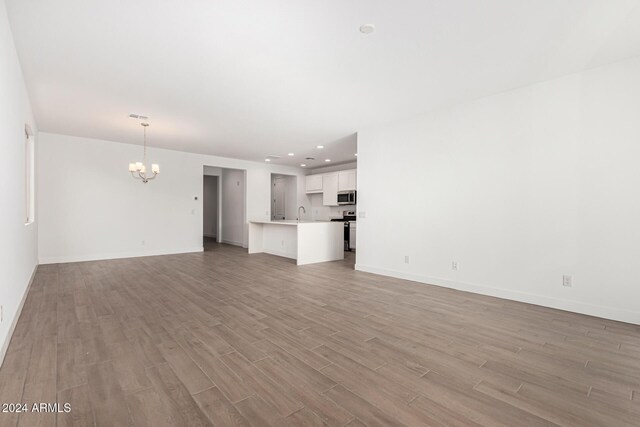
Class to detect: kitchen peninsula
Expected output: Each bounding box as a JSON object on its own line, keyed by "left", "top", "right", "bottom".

{"left": 248, "top": 220, "right": 343, "bottom": 265}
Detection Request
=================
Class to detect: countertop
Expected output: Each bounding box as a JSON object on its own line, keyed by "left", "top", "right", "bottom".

{"left": 249, "top": 220, "right": 335, "bottom": 226}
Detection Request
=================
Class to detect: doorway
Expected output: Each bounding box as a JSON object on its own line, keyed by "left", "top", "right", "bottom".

{"left": 203, "top": 165, "right": 247, "bottom": 250}
{"left": 271, "top": 174, "right": 297, "bottom": 220}
{"left": 203, "top": 175, "right": 219, "bottom": 249}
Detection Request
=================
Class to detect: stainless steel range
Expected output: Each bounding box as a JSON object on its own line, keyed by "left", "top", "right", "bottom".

{"left": 330, "top": 211, "right": 356, "bottom": 251}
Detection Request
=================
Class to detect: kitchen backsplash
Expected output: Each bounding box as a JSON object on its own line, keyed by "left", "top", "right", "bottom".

{"left": 308, "top": 194, "right": 356, "bottom": 221}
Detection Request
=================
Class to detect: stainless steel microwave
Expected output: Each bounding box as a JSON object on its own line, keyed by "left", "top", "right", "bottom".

{"left": 337, "top": 191, "right": 356, "bottom": 205}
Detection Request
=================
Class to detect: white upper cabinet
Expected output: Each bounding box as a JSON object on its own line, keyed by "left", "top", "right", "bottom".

{"left": 338, "top": 169, "right": 357, "bottom": 191}
{"left": 322, "top": 173, "right": 339, "bottom": 206}
{"left": 305, "top": 174, "right": 323, "bottom": 193}
{"left": 305, "top": 169, "right": 356, "bottom": 204}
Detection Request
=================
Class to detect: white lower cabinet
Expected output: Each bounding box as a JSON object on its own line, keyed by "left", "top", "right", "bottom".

{"left": 349, "top": 222, "right": 356, "bottom": 249}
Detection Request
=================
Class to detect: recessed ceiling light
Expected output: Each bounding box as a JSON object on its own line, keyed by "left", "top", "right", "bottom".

{"left": 288, "top": 153, "right": 294, "bottom": 156}
{"left": 317, "top": 145, "right": 324, "bottom": 149}
{"left": 325, "top": 159, "right": 331, "bottom": 162}
{"left": 360, "top": 24, "right": 375, "bottom": 34}
{"left": 300, "top": 163, "right": 306, "bottom": 167}
{"left": 355, "top": 153, "right": 358, "bottom": 156}
{"left": 265, "top": 158, "right": 271, "bottom": 162}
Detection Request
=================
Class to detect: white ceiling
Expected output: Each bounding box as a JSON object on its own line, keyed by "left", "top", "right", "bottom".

{"left": 7, "top": 0, "right": 640, "bottom": 167}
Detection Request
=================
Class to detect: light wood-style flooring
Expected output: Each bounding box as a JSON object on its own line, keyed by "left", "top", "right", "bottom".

{"left": 1, "top": 243, "right": 639, "bottom": 426}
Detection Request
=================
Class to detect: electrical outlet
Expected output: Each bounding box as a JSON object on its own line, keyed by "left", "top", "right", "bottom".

{"left": 563, "top": 275, "right": 572, "bottom": 287}
{"left": 281, "top": 240, "right": 285, "bottom": 246}
{"left": 141, "top": 240, "right": 145, "bottom": 246}
{"left": 452, "top": 261, "right": 459, "bottom": 271}
{"left": 404, "top": 255, "right": 410, "bottom": 264}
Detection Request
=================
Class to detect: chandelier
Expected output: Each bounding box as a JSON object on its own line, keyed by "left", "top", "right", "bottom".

{"left": 128, "top": 122, "right": 159, "bottom": 183}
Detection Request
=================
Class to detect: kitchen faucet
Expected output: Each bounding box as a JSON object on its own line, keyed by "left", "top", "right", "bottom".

{"left": 297, "top": 206, "right": 306, "bottom": 222}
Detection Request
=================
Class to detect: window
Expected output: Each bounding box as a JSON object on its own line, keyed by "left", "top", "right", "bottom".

{"left": 25, "top": 126, "right": 34, "bottom": 224}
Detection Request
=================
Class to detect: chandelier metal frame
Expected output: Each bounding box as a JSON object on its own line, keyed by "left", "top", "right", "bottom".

{"left": 128, "top": 122, "right": 159, "bottom": 183}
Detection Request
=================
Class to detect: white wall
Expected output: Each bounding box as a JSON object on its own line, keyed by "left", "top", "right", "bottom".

{"left": 38, "top": 133, "right": 309, "bottom": 263}
{"left": 357, "top": 55, "right": 640, "bottom": 324}
{"left": 308, "top": 161, "right": 357, "bottom": 175}
{"left": 220, "top": 169, "right": 246, "bottom": 246}
{"left": 204, "top": 166, "right": 222, "bottom": 176}
{"left": 0, "top": 0, "right": 38, "bottom": 364}
{"left": 203, "top": 175, "right": 218, "bottom": 238}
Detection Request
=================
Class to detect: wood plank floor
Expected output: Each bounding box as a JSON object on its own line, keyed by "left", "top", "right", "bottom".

{"left": 1, "top": 244, "right": 639, "bottom": 426}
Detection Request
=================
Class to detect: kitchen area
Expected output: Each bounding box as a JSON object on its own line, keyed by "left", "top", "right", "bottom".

{"left": 248, "top": 164, "right": 358, "bottom": 265}
{"left": 304, "top": 166, "right": 358, "bottom": 252}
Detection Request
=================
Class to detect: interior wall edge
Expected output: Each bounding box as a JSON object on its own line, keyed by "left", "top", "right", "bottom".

{"left": 355, "top": 264, "right": 640, "bottom": 325}
{"left": 0, "top": 265, "right": 37, "bottom": 368}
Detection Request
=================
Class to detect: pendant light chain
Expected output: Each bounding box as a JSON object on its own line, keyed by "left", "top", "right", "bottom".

{"left": 143, "top": 124, "right": 147, "bottom": 166}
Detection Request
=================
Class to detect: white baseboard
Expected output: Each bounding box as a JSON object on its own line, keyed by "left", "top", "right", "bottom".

{"left": 263, "top": 248, "right": 296, "bottom": 260}
{"left": 355, "top": 264, "right": 640, "bottom": 325}
{"left": 221, "top": 239, "right": 247, "bottom": 248}
{"left": 39, "top": 247, "right": 204, "bottom": 265}
{"left": 0, "top": 265, "right": 37, "bottom": 368}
